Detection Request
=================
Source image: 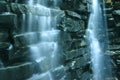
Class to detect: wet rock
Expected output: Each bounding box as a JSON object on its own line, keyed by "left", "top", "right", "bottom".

{"left": 0, "top": 13, "right": 17, "bottom": 27}
{"left": 10, "top": 3, "right": 64, "bottom": 16}
{"left": 66, "top": 57, "right": 88, "bottom": 70}
{"left": 65, "top": 10, "right": 82, "bottom": 19}
{"left": 11, "top": 42, "right": 59, "bottom": 62}
{"left": 0, "top": 42, "right": 11, "bottom": 50}
{"left": 72, "top": 57, "right": 88, "bottom": 69}
{"left": 51, "top": 65, "right": 65, "bottom": 80}
{"left": 27, "top": 72, "right": 52, "bottom": 80}
{"left": 14, "top": 32, "right": 40, "bottom": 47}
{"left": 27, "top": 65, "right": 65, "bottom": 80}
{"left": 14, "top": 30, "right": 60, "bottom": 47}
{"left": 0, "top": 31, "right": 9, "bottom": 42}
{"left": 109, "top": 38, "right": 120, "bottom": 45}
{"left": 109, "top": 45, "right": 120, "bottom": 50}
{"left": 0, "top": 62, "right": 37, "bottom": 80}
{"left": 36, "top": 57, "right": 53, "bottom": 72}
{"left": 64, "top": 48, "right": 87, "bottom": 60}
{"left": 10, "top": 3, "right": 28, "bottom": 14}
{"left": 80, "top": 71, "right": 91, "bottom": 80}
{"left": 113, "top": 10, "right": 120, "bottom": 15}
{"left": 78, "top": 3, "right": 87, "bottom": 13}
{"left": 0, "top": 2, "right": 8, "bottom": 13}
{"left": 107, "top": 17, "right": 116, "bottom": 28}
{"left": 60, "top": 18, "right": 85, "bottom": 32}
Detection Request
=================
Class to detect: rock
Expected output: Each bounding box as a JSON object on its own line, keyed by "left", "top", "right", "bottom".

{"left": 0, "top": 42, "right": 10, "bottom": 49}
{"left": 80, "top": 71, "right": 91, "bottom": 80}
{"left": 0, "top": 13, "right": 17, "bottom": 27}
{"left": 76, "top": 69, "right": 84, "bottom": 78}
{"left": 0, "top": 60, "right": 4, "bottom": 68}
{"left": 51, "top": 65, "right": 65, "bottom": 80}
{"left": 0, "top": 2, "right": 8, "bottom": 13}
{"left": 60, "top": 18, "right": 85, "bottom": 32}
{"left": 27, "top": 65, "right": 65, "bottom": 80}
{"left": 109, "top": 45, "right": 120, "bottom": 50}
{"left": 107, "top": 17, "right": 116, "bottom": 28}
{"left": 14, "top": 32, "right": 40, "bottom": 47}
{"left": 10, "top": 3, "right": 64, "bottom": 16}
{"left": 78, "top": 3, "right": 87, "bottom": 12}
{"left": 109, "top": 38, "right": 120, "bottom": 45}
{"left": 0, "top": 31, "right": 9, "bottom": 42}
{"left": 66, "top": 56, "right": 88, "bottom": 70}
{"left": 72, "top": 57, "right": 88, "bottom": 69}
{"left": 27, "top": 72, "right": 52, "bottom": 80}
{"left": 64, "top": 48, "right": 87, "bottom": 60}
{"left": 0, "top": 62, "right": 37, "bottom": 80}
{"left": 14, "top": 30, "right": 60, "bottom": 47}
{"left": 113, "top": 10, "right": 120, "bottom": 15}
{"left": 10, "top": 3, "right": 28, "bottom": 14}
{"left": 66, "top": 10, "right": 82, "bottom": 19}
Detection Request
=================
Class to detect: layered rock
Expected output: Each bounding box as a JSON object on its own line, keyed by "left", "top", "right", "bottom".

{"left": 0, "top": 0, "right": 120, "bottom": 80}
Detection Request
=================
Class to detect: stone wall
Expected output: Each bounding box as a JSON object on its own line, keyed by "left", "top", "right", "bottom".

{"left": 0, "top": 0, "right": 120, "bottom": 80}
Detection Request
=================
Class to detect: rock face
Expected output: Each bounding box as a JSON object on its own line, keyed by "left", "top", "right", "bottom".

{"left": 0, "top": 0, "right": 120, "bottom": 80}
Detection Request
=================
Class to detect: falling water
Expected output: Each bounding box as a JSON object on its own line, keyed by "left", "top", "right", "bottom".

{"left": 86, "top": 0, "right": 112, "bottom": 80}
{"left": 21, "top": 0, "right": 65, "bottom": 80}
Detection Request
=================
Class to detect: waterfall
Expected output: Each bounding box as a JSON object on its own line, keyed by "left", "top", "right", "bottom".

{"left": 86, "top": 0, "right": 112, "bottom": 80}
{"left": 18, "top": 0, "right": 65, "bottom": 80}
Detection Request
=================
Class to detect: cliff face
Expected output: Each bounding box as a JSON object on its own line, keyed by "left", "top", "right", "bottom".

{"left": 0, "top": 0, "right": 120, "bottom": 80}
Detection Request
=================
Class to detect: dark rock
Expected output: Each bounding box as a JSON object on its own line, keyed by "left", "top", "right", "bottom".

{"left": 0, "top": 62, "right": 37, "bottom": 80}
{"left": 60, "top": 18, "right": 85, "bottom": 32}
{"left": 27, "top": 65, "right": 65, "bottom": 80}
{"left": 113, "top": 10, "right": 120, "bottom": 15}
{"left": 0, "top": 42, "right": 10, "bottom": 49}
{"left": 27, "top": 72, "right": 52, "bottom": 80}
{"left": 64, "top": 48, "right": 87, "bottom": 60}
{"left": 0, "top": 2, "right": 8, "bottom": 13}
{"left": 51, "top": 65, "right": 65, "bottom": 80}
{"left": 109, "top": 45, "right": 120, "bottom": 50}
{"left": 0, "top": 31, "right": 9, "bottom": 42}
{"left": 80, "top": 71, "right": 91, "bottom": 80}
{"left": 109, "top": 38, "right": 120, "bottom": 45}
{"left": 107, "top": 17, "right": 116, "bottom": 28}
{"left": 76, "top": 69, "right": 84, "bottom": 78}
{"left": 14, "top": 30, "right": 60, "bottom": 47}
{"left": 66, "top": 56, "right": 88, "bottom": 70}
{"left": 78, "top": 3, "right": 87, "bottom": 12}
{"left": 14, "top": 32, "right": 40, "bottom": 47}
{"left": 65, "top": 10, "right": 82, "bottom": 19}
{"left": 10, "top": 3, "right": 28, "bottom": 14}
{"left": 0, "top": 13, "right": 17, "bottom": 27}
{"left": 72, "top": 57, "right": 88, "bottom": 69}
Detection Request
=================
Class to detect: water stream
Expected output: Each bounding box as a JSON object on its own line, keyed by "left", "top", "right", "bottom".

{"left": 86, "top": 0, "right": 112, "bottom": 80}
{"left": 22, "top": 0, "right": 64, "bottom": 80}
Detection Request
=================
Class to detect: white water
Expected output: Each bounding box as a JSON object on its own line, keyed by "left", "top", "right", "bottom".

{"left": 25, "top": 0, "right": 63, "bottom": 80}
{"left": 86, "top": 0, "right": 112, "bottom": 80}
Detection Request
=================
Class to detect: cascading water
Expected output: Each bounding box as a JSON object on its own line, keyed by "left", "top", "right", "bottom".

{"left": 20, "top": 0, "right": 65, "bottom": 80}
{"left": 86, "top": 0, "right": 112, "bottom": 80}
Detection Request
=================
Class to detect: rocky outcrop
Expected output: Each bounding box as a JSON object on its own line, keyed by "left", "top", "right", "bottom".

{"left": 0, "top": 0, "right": 120, "bottom": 80}
{"left": 106, "top": 1, "right": 120, "bottom": 79}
